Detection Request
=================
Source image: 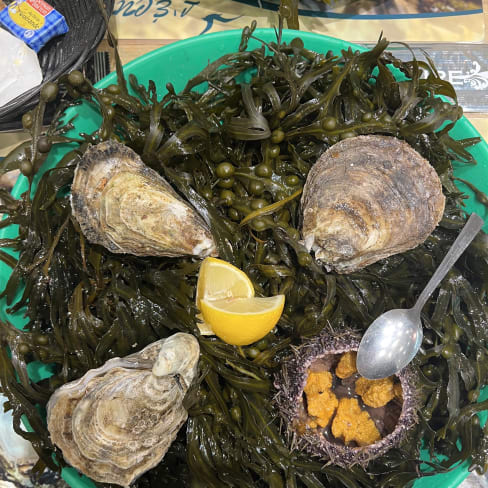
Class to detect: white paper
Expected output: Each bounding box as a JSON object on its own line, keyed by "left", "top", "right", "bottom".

{"left": 0, "top": 29, "right": 43, "bottom": 108}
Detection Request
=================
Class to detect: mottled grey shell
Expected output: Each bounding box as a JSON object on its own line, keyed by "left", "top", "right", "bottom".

{"left": 46, "top": 333, "right": 199, "bottom": 487}
{"left": 301, "top": 135, "right": 445, "bottom": 273}
{"left": 274, "top": 332, "right": 419, "bottom": 468}
{"left": 70, "top": 139, "right": 217, "bottom": 258}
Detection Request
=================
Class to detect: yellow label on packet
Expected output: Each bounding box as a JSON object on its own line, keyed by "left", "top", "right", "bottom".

{"left": 0, "top": 0, "right": 68, "bottom": 52}
{"left": 8, "top": 1, "right": 45, "bottom": 30}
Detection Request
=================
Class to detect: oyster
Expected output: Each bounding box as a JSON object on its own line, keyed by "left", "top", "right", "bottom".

{"left": 301, "top": 135, "right": 445, "bottom": 273}
{"left": 70, "top": 139, "right": 217, "bottom": 258}
{"left": 46, "top": 333, "right": 200, "bottom": 487}
{"left": 274, "top": 332, "right": 418, "bottom": 467}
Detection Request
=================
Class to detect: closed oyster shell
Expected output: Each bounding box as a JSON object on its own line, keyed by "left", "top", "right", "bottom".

{"left": 46, "top": 333, "right": 199, "bottom": 487}
{"left": 301, "top": 135, "right": 445, "bottom": 273}
{"left": 70, "top": 139, "right": 217, "bottom": 258}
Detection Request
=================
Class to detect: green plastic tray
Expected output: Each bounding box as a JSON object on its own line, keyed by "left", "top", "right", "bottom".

{"left": 1, "top": 28, "right": 488, "bottom": 488}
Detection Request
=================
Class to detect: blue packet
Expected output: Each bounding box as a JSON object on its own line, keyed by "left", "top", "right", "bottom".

{"left": 0, "top": 0, "right": 69, "bottom": 52}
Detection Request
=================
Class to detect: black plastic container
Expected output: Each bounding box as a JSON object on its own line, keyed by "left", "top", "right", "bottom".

{"left": 0, "top": 0, "right": 114, "bottom": 131}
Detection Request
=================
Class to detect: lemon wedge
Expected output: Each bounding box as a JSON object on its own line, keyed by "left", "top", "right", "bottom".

{"left": 196, "top": 257, "right": 254, "bottom": 307}
{"left": 195, "top": 257, "right": 255, "bottom": 336}
{"left": 199, "top": 295, "right": 285, "bottom": 346}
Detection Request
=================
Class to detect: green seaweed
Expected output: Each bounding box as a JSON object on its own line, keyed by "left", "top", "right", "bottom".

{"left": 0, "top": 22, "right": 488, "bottom": 488}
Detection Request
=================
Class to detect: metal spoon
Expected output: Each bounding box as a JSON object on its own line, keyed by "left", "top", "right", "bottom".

{"left": 357, "top": 212, "right": 484, "bottom": 380}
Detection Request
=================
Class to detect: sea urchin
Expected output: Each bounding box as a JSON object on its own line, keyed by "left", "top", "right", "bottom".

{"left": 274, "top": 331, "right": 419, "bottom": 467}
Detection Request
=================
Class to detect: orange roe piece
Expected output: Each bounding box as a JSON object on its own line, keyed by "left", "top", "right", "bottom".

{"left": 355, "top": 376, "right": 395, "bottom": 408}
{"left": 304, "top": 371, "right": 333, "bottom": 396}
{"left": 335, "top": 351, "right": 357, "bottom": 379}
{"left": 331, "top": 397, "right": 381, "bottom": 446}
{"left": 304, "top": 370, "right": 337, "bottom": 428}
{"left": 307, "top": 390, "right": 339, "bottom": 428}
{"left": 307, "top": 419, "right": 318, "bottom": 429}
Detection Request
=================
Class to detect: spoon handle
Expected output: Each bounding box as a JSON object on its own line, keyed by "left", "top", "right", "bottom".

{"left": 413, "top": 213, "right": 484, "bottom": 313}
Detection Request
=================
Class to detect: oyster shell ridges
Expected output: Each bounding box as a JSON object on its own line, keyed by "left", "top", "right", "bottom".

{"left": 47, "top": 333, "right": 200, "bottom": 487}
{"left": 70, "top": 139, "right": 217, "bottom": 258}
{"left": 301, "top": 135, "right": 445, "bottom": 273}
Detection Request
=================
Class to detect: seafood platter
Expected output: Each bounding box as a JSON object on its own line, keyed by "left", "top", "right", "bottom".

{"left": 0, "top": 23, "right": 488, "bottom": 488}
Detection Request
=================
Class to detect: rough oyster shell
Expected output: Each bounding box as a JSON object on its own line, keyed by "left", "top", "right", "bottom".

{"left": 301, "top": 135, "right": 445, "bottom": 273}
{"left": 47, "top": 333, "right": 199, "bottom": 487}
{"left": 274, "top": 332, "right": 419, "bottom": 467}
{"left": 71, "top": 140, "right": 217, "bottom": 258}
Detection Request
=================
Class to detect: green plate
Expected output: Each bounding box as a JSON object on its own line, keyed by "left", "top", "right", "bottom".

{"left": 1, "top": 28, "right": 487, "bottom": 488}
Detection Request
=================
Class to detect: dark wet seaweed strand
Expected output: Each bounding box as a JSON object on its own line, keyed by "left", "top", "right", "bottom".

{"left": 1, "top": 22, "right": 488, "bottom": 488}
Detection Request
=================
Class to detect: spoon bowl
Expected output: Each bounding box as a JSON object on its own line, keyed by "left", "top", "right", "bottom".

{"left": 357, "top": 212, "right": 484, "bottom": 380}
{"left": 356, "top": 308, "right": 423, "bottom": 380}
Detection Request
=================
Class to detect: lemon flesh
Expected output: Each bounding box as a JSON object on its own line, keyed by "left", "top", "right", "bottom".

{"left": 200, "top": 295, "right": 285, "bottom": 346}
{"left": 196, "top": 257, "right": 255, "bottom": 336}
{"left": 196, "top": 257, "right": 254, "bottom": 307}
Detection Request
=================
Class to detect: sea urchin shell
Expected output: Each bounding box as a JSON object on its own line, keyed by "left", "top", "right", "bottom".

{"left": 274, "top": 332, "right": 419, "bottom": 467}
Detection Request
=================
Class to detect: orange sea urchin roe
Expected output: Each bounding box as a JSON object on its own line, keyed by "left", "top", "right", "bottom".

{"left": 355, "top": 376, "right": 395, "bottom": 408}
{"left": 331, "top": 397, "right": 380, "bottom": 446}
{"left": 304, "top": 371, "right": 337, "bottom": 428}
{"left": 304, "top": 371, "right": 333, "bottom": 395}
{"left": 335, "top": 351, "right": 357, "bottom": 379}
{"left": 307, "top": 390, "right": 339, "bottom": 428}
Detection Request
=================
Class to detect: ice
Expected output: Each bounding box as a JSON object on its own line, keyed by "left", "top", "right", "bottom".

{"left": 0, "top": 28, "right": 43, "bottom": 108}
